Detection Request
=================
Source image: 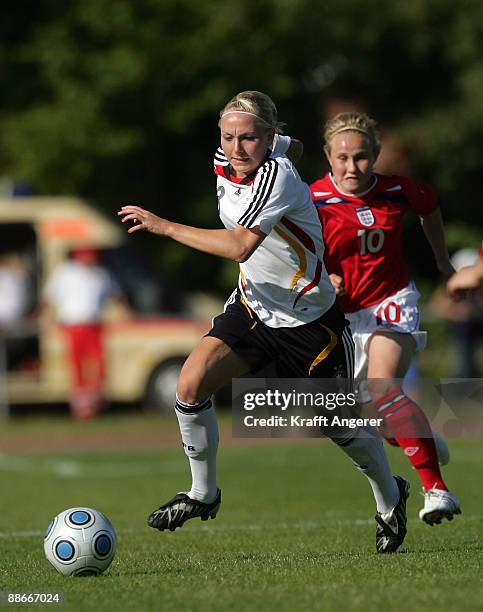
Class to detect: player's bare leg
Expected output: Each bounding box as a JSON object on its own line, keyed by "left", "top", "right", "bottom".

{"left": 148, "top": 337, "right": 251, "bottom": 531}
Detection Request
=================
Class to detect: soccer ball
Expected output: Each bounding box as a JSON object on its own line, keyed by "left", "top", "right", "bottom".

{"left": 44, "top": 507, "right": 116, "bottom": 576}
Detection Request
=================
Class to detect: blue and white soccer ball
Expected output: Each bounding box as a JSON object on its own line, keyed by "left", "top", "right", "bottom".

{"left": 44, "top": 507, "right": 116, "bottom": 576}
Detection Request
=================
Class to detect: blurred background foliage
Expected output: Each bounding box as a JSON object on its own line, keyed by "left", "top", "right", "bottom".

{"left": 1, "top": 0, "right": 482, "bottom": 299}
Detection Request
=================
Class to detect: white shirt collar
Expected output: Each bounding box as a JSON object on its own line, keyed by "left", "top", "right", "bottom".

{"left": 329, "top": 173, "right": 377, "bottom": 198}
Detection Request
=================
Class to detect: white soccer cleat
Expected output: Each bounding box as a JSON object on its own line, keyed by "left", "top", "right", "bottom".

{"left": 433, "top": 432, "right": 450, "bottom": 466}
{"left": 419, "top": 488, "right": 461, "bottom": 525}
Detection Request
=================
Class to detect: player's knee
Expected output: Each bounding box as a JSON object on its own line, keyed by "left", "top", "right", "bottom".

{"left": 176, "top": 369, "right": 204, "bottom": 405}
{"left": 367, "top": 379, "right": 400, "bottom": 404}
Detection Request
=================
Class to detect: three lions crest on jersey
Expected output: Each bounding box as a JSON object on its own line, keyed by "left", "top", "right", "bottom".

{"left": 355, "top": 206, "right": 375, "bottom": 227}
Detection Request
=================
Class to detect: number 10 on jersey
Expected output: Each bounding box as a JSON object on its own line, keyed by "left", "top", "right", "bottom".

{"left": 357, "top": 228, "right": 384, "bottom": 254}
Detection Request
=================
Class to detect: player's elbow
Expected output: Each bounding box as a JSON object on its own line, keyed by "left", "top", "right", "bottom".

{"left": 231, "top": 226, "right": 265, "bottom": 262}
{"left": 233, "top": 247, "right": 253, "bottom": 263}
{"left": 232, "top": 241, "right": 258, "bottom": 263}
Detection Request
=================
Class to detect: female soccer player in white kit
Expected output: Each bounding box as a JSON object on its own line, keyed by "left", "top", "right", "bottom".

{"left": 119, "top": 91, "right": 409, "bottom": 553}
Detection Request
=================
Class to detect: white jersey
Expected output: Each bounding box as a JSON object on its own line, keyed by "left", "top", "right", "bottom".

{"left": 214, "top": 137, "right": 335, "bottom": 328}
{"left": 44, "top": 260, "right": 120, "bottom": 324}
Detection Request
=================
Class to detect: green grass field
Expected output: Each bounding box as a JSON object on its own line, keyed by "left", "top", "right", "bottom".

{"left": 0, "top": 413, "right": 481, "bottom": 611}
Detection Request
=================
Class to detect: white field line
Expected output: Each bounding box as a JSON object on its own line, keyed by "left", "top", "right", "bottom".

{"left": 0, "top": 521, "right": 376, "bottom": 539}
{"left": 0, "top": 452, "right": 320, "bottom": 478}
{"left": 0, "top": 454, "right": 185, "bottom": 478}
{"left": 1, "top": 515, "right": 480, "bottom": 540}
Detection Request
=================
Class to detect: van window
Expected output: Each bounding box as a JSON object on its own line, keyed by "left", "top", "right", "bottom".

{"left": 101, "top": 245, "right": 185, "bottom": 315}
{"left": 0, "top": 223, "right": 39, "bottom": 371}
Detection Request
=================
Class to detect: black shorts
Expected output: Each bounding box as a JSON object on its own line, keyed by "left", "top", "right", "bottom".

{"left": 207, "top": 293, "right": 354, "bottom": 379}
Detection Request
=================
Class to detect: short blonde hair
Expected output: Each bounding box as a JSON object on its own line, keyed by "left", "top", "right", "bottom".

{"left": 324, "top": 112, "right": 381, "bottom": 158}
{"left": 220, "top": 91, "right": 285, "bottom": 133}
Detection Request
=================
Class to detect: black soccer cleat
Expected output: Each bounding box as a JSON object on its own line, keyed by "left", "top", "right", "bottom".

{"left": 375, "top": 476, "right": 410, "bottom": 554}
{"left": 148, "top": 489, "right": 221, "bottom": 532}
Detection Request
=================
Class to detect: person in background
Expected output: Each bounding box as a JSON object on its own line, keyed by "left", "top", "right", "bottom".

{"left": 0, "top": 251, "right": 35, "bottom": 372}
{"left": 0, "top": 252, "right": 30, "bottom": 329}
{"left": 310, "top": 111, "right": 461, "bottom": 526}
{"left": 119, "top": 91, "right": 410, "bottom": 554}
{"left": 447, "top": 242, "right": 483, "bottom": 298}
{"left": 42, "top": 247, "right": 122, "bottom": 420}
{"left": 431, "top": 248, "right": 483, "bottom": 378}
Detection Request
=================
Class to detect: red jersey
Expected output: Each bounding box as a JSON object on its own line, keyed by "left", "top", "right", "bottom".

{"left": 310, "top": 173, "right": 438, "bottom": 313}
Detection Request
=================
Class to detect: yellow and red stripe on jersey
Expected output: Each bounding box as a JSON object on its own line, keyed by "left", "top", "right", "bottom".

{"left": 280, "top": 216, "right": 316, "bottom": 254}
{"left": 274, "top": 218, "right": 323, "bottom": 307}
{"left": 294, "top": 260, "right": 322, "bottom": 307}
{"left": 239, "top": 267, "right": 247, "bottom": 294}
{"left": 274, "top": 226, "right": 307, "bottom": 289}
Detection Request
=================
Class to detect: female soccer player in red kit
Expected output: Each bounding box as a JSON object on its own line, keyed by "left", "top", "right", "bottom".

{"left": 310, "top": 112, "right": 461, "bottom": 525}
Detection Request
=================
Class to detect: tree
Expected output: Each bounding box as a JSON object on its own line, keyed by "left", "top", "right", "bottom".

{"left": 0, "top": 0, "right": 481, "bottom": 293}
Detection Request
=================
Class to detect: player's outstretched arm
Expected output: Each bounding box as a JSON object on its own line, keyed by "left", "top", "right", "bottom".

{"left": 118, "top": 205, "right": 265, "bottom": 263}
{"left": 328, "top": 273, "right": 346, "bottom": 296}
{"left": 447, "top": 259, "right": 483, "bottom": 299}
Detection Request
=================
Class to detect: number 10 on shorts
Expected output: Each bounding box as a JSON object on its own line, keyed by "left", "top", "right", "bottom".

{"left": 376, "top": 301, "right": 401, "bottom": 325}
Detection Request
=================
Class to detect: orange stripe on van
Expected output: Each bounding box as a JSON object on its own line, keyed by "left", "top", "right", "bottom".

{"left": 39, "top": 219, "right": 93, "bottom": 239}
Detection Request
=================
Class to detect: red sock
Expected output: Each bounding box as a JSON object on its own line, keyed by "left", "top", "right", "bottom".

{"left": 374, "top": 389, "right": 447, "bottom": 491}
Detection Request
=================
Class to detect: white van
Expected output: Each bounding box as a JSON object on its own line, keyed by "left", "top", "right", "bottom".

{"left": 0, "top": 196, "right": 215, "bottom": 414}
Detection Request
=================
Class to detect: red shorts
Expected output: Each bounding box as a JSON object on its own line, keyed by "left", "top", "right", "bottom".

{"left": 62, "top": 324, "right": 105, "bottom": 391}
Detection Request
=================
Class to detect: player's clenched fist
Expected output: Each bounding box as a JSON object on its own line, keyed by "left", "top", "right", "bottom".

{"left": 118, "top": 205, "right": 169, "bottom": 236}
{"left": 329, "top": 273, "right": 346, "bottom": 296}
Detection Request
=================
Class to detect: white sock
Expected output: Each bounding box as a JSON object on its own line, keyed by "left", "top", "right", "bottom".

{"left": 335, "top": 430, "right": 399, "bottom": 514}
{"left": 175, "top": 396, "right": 219, "bottom": 503}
